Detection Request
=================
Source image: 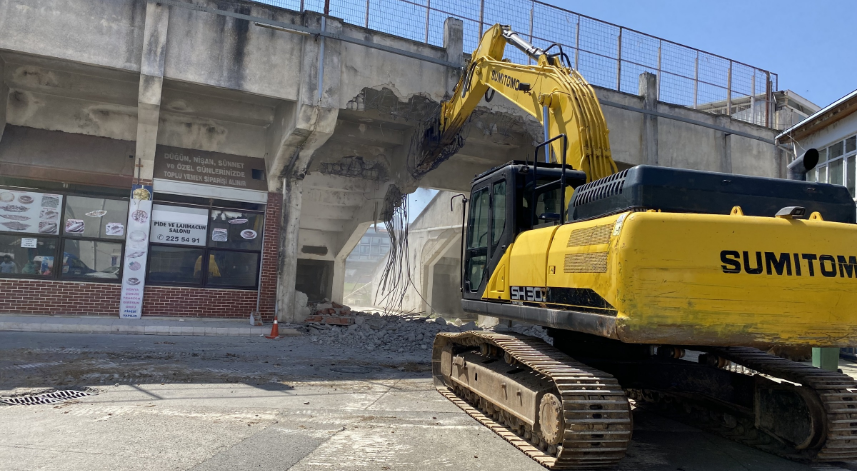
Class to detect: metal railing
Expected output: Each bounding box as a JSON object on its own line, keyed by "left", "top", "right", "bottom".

{"left": 255, "top": 0, "right": 779, "bottom": 128}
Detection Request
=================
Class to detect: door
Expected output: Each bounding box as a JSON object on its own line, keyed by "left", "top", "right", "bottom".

{"left": 464, "top": 186, "right": 489, "bottom": 297}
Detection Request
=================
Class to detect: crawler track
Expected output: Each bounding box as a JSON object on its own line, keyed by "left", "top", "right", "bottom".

{"left": 713, "top": 347, "right": 857, "bottom": 461}
{"left": 631, "top": 347, "right": 857, "bottom": 462}
{"left": 433, "top": 331, "right": 632, "bottom": 469}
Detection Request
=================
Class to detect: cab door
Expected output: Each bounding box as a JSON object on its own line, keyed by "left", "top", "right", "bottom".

{"left": 463, "top": 173, "right": 512, "bottom": 299}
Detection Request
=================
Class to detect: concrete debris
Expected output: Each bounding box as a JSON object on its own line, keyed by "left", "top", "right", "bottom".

{"left": 294, "top": 291, "right": 311, "bottom": 323}
{"left": 305, "top": 311, "right": 554, "bottom": 354}
{"left": 306, "top": 313, "right": 475, "bottom": 354}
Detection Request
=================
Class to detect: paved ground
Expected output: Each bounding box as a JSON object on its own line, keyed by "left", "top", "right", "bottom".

{"left": 0, "top": 332, "right": 854, "bottom": 471}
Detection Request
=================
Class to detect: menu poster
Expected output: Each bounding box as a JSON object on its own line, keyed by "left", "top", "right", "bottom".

{"left": 0, "top": 190, "right": 62, "bottom": 235}
{"left": 119, "top": 185, "right": 153, "bottom": 319}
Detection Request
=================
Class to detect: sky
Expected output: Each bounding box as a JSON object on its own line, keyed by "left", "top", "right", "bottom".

{"left": 384, "top": 0, "right": 856, "bottom": 222}
{"left": 549, "top": 0, "right": 855, "bottom": 108}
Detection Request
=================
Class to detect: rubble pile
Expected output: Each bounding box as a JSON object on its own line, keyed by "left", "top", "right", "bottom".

{"left": 307, "top": 311, "right": 478, "bottom": 354}
{"left": 304, "top": 302, "right": 552, "bottom": 354}
{"left": 304, "top": 302, "right": 355, "bottom": 325}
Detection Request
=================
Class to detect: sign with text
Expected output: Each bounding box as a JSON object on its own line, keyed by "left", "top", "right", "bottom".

{"left": 153, "top": 145, "right": 267, "bottom": 191}
{"left": 119, "top": 184, "right": 153, "bottom": 319}
{"left": 151, "top": 204, "right": 208, "bottom": 246}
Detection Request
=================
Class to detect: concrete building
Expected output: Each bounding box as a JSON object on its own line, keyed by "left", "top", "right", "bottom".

{"left": 697, "top": 90, "right": 820, "bottom": 131}
{"left": 0, "top": 0, "right": 789, "bottom": 322}
{"left": 776, "top": 89, "right": 857, "bottom": 202}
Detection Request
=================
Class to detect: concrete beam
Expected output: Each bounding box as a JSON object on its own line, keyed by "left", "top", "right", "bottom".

{"left": 0, "top": 56, "right": 8, "bottom": 143}
{"left": 135, "top": 1, "right": 170, "bottom": 180}
{"left": 332, "top": 118, "right": 404, "bottom": 147}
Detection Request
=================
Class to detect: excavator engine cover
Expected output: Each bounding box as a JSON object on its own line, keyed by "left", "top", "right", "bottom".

{"left": 570, "top": 165, "right": 856, "bottom": 223}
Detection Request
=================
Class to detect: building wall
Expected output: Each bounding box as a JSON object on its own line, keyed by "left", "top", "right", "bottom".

{"left": 0, "top": 192, "right": 281, "bottom": 321}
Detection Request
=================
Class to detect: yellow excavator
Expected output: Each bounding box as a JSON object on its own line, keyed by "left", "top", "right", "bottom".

{"left": 426, "top": 24, "right": 857, "bottom": 469}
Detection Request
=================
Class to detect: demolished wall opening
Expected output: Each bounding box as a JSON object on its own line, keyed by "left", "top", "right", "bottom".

{"left": 295, "top": 259, "right": 333, "bottom": 303}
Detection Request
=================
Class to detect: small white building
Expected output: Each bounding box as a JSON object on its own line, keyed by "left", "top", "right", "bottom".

{"left": 776, "top": 90, "right": 857, "bottom": 200}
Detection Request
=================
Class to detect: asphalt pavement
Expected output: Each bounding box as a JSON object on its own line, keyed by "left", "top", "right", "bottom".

{"left": 0, "top": 332, "right": 853, "bottom": 471}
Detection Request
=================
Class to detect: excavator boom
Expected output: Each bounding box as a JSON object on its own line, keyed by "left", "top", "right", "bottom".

{"left": 420, "top": 24, "right": 617, "bottom": 182}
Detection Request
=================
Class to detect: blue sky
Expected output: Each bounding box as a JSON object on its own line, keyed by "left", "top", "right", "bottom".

{"left": 550, "top": 0, "right": 855, "bottom": 108}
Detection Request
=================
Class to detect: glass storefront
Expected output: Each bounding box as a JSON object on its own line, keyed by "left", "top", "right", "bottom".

{"left": 0, "top": 186, "right": 266, "bottom": 290}
{"left": 0, "top": 189, "right": 127, "bottom": 281}
{"left": 146, "top": 202, "right": 265, "bottom": 290}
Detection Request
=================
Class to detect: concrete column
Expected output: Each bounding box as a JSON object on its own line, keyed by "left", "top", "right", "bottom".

{"left": 135, "top": 1, "right": 170, "bottom": 180}
{"left": 420, "top": 233, "right": 461, "bottom": 315}
{"left": 331, "top": 258, "right": 346, "bottom": 304}
{"left": 0, "top": 57, "right": 7, "bottom": 143}
{"left": 717, "top": 116, "right": 733, "bottom": 174}
{"left": 444, "top": 18, "right": 464, "bottom": 94}
{"left": 269, "top": 12, "right": 343, "bottom": 322}
{"left": 278, "top": 176, "right": 304, "bottom": 323}
{"left": 331, "top": 220, "right": 373, "bottom": 304}
{"left": 638, "top": 72, "right": 658, "bottom": 167}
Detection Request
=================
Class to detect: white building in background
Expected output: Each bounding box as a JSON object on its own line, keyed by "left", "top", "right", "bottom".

{"left": 776, "top": 89, "right": 857, "bottom": 200}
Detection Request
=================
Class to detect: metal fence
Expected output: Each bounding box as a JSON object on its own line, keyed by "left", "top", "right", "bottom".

{"left": 255, "top": 0, "right": 779, "bottom": 127}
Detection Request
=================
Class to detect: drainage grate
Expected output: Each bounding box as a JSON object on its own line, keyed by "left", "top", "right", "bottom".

{"left": 1, "top": 390, "right": 93, "bottom": 406}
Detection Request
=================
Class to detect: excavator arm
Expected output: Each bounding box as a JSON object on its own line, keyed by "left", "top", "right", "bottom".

{"left": 421, "top": 24, "right": 617, "bottom": 182}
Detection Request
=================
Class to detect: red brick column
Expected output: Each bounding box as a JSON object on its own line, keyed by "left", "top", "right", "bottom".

{"left": 257, "top": 192, "right": 281, "bottom": 322}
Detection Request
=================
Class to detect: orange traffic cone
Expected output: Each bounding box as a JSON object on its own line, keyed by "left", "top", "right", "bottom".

{"left": 265, "top": 320, "right": 280, "bottom": 339}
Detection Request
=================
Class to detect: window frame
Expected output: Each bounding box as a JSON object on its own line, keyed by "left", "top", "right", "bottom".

{"left": 0, "top": 186, "right": 128, "bottom": 283}
{"left": 144, "top": 200, "right": 266, "bottom": 291}
{"left": 811, "top": 133, "right": 857, "bottom": 197}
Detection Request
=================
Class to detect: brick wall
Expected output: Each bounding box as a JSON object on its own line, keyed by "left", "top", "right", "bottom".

{"left": 0, "top": 192, "right": 281, "bottom": 321}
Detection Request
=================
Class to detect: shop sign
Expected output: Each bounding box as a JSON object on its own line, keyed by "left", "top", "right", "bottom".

{"left": 0, "top": 190, "right": 62, "bottom": 235}
{"left": 20, "top": 238, "right": 36, "bottom": 248}
{"left": 151, "top": 205, "right": 208, "bottom": 247}
{"left": 119, "top": 185, "right": 153, "bottom": 319}
{"left": 153, "top": 145, "right": 267, "bottom": 191}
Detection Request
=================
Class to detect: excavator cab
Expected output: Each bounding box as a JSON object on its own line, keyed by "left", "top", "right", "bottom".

{"left": 463, "top": 141, "right": 587, "bottom": 300}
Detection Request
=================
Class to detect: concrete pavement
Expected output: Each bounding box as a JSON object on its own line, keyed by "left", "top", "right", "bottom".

{"left": 0, "top": 314, "right": 300, "bottom": 337}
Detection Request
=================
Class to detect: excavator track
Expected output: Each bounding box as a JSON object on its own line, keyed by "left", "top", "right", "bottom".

{"left": 631, "top": 347, "right": 857, "bottom": 462}
{"left": 714, "top": 347, "right": 857, "bottom": 461}
{"left": 432, "top": 331, "right": 632, "bottom": 469}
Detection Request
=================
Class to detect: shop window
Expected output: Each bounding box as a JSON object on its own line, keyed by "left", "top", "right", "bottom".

{"left": 61, "top": 240, "right": 123, "bottom": 280}
{"left": 208, "top": 209, "right": 264, "bottom": 251}
{"left": 0, "top": 188, "right": 126, "bottom": 282}
{"left": 63, "top": 196, "right": 129, "bottom": 240}
{"left": 206, "top": 250, "right": 260, "bottom": 289}
{"left": 147, "top": 245, "right": 205, "bottom": 285}
{"left": 0, "top": 234, "right": 57, "bottom": 277}
{"left": 146, "top": 203, "right": 265, "bottom": 290}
